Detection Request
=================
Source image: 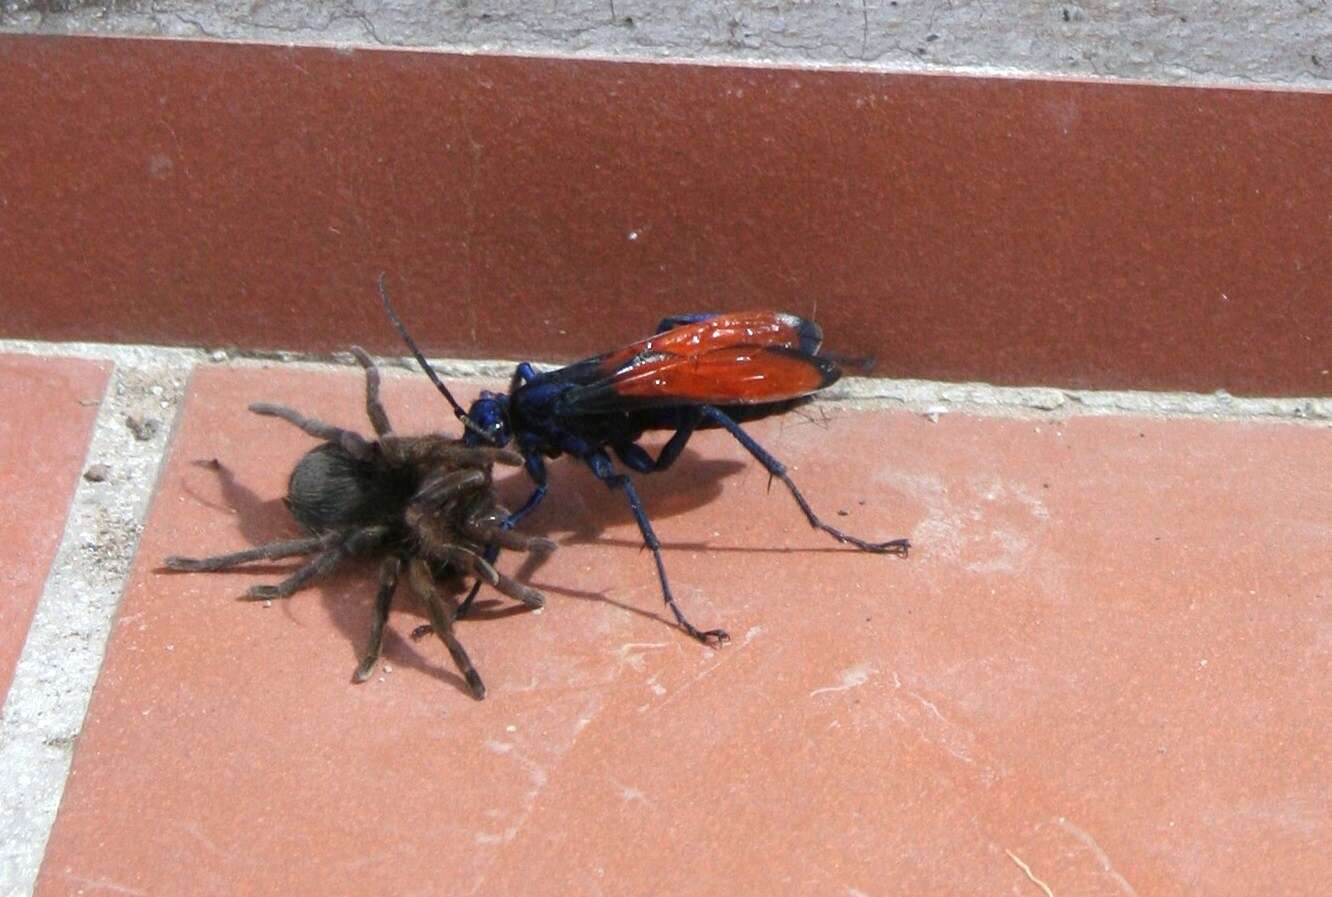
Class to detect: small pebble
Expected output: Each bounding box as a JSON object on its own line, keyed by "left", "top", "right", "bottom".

{"left": 125, "top": 414, "right": 159, "bottom": 441}
{"left": 210, "top": 349, "right": 229, "bottom": 362}
{"left": 263, "top": 600, "right": 273, "bottom": 608}
{"left": 382, "top": 663, "right": 393, "bottom": 674}
{"left": 506, "top": 724, "right": 517, "bottom": 733}
{"left": 83, "top": 463, "right": 110, "bottom": 482}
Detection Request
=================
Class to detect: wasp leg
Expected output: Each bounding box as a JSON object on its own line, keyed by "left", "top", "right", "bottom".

{"left": 613, "top": 409, "right": 702, "bottom": 474}
{"left": 698, "top": 405, "right": 910, "bottom": 556}
{"left": 353, "top": 554, "right": 402, "bottom": 682}
{"left": 654, "top": 312, "right": 719, "bottom": 333}
{"left": 587, "top": 451, "right": 729, "bottom": 648}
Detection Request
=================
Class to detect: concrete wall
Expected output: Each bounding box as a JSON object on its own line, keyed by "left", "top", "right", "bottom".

{"left": 4, "top": 0, "right": 1329, "bottom": 86}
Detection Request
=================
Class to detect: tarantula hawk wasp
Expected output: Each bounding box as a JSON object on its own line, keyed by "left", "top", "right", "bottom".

{"left": 376, "top": 276, "right": 910, "bottom": 648}
{"left": 163, "top": 347, "right": 554, "bottom": 699}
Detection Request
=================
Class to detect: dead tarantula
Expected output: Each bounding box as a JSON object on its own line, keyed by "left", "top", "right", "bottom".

{"left": 164, "top": 347, "right": 553, "bottom": 700}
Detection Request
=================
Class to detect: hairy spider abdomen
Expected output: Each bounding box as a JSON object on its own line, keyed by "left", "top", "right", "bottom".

{"left": 286, "top": 442, "right": 417, "bottom": 533}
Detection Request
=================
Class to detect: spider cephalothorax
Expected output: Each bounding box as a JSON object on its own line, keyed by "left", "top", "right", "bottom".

{"left": 164, "top": 348, "right": 553, "bottom": 699}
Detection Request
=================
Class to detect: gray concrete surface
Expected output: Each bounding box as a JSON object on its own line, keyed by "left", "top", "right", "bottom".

{"left": 0, "top": 344, "right": 195, "bottom": 897}
{"left": 2, "top": 0, "right": 1329, "bottom": 86}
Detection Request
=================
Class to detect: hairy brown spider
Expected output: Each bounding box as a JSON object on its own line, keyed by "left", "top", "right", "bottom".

{"left": 163, "top": 347, "right": 554, "bottom": 700}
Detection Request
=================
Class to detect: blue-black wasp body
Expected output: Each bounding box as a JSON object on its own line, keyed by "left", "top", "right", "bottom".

{"left": 378, "top": 279, "right": 909, "bottom": 646}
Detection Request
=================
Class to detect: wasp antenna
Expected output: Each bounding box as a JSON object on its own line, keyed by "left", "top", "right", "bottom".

{"left": 819, "top": 350, "right": 876, "bottom": 373}
{"left": 375, "top": 273, "right": 468, "bottom": 419}
{"left": 375, "top": 275, "right": 501, "bottom": 444}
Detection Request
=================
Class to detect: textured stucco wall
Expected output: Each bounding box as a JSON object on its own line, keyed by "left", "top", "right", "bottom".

{"left": 2, "top": 0, "right": 1328, "bottom": 85}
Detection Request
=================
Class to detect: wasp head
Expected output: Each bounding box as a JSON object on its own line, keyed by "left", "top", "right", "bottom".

{"left": 464, "top": 393, "right": 511, "bottom": 447}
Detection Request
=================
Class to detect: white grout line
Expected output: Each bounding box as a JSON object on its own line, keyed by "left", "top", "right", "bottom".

{"left": 822, "top": 376, "right": 1331, "bottom": 424}
{"left": 0, "top": 350, "right": 195, "bottom": 897}
{"left": 1, "top": 337, "right": 1328, "bottom": 424}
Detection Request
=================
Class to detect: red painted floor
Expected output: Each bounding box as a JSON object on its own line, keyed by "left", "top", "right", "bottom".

{"left": 38, "top": 362, "right": 1332, "bottom": 896}
{"left": 0, "top": 354, "right": 109, "bottom": 701}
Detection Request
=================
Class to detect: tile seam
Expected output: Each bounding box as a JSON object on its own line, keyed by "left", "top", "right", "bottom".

{"left": 0, "top": 351, "right": 195, "bottom": 897}
{"left": 2, "top": 339, "right": 1327, "bottom": 425}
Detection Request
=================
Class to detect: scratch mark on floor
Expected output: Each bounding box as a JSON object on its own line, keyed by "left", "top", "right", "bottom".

{"left": 59, "top": 873, "right": 148, "bottom": 895}
{"left": 905, "top": 689, "right": 947, "bottom": 723}
{"left": 809, "top": 662, "right": 875, "bottom": 697}
{"left": 181, "top": 820, "right": 223, "bottom": 857}
{"left": 1055, "top": 817, "right": 1140, "bottom": 896}
{"left": 472, "top": 749, "right": 549, "bottom": 847}
{"left": 614, "top": 781, "right": 656, "bottom": 810}
{"left": 651, "top": 626, "right": 762, "bottom": 711}
{"left": 616, "top": 641, "right": 669, "bottom": 672}
{"left": 1005, "top": 849, "right": 1055, "bottom": 897}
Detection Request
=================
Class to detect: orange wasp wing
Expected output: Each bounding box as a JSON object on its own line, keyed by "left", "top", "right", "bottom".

{"left": 556, "top": 345, "right": 839, "bottom": 416}
{"left": 589, "top": 311, "right": 824, "bottom": 379}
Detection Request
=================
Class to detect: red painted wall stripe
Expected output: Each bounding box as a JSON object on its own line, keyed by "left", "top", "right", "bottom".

{"left": 1, "top": 36, "right": 1328, "bottom": 395}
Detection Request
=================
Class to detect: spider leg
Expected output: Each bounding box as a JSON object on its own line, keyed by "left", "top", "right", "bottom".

{"left": 461, "top": 504, "right": 556, "bottom": 555}
{"left": 448, "top": 545, "right": 545, "bottom": 609}
{"left": 353, "top": 554, "right": 402, "bottom": 682}
{"left": 249, "top": 403, "right": 373, "bottom": 461}
{"left": 242, "top": 526, "right": 388, "bottom": 600}
{"left": 163, "top": 533, "right": 333, "bottom": 572}
{"left": 350, "top": 346, "right": 393, "bottom": 438}
{"left": 586, "top": 451, "right": 729, "bottom": 647}
{"left": 456, "top": 453, "right": 548, "bottom": 618}
{"left": 438, "top": 444, "right": 525, "bottom": 469}
{"left": 411, "top": 468, "right": 487, "bottom": 507}
{"left": 698, "top": 405, "right": 910, "bottom": 556}
{"left": 407, "top": 559, "right": 485, "bottom": 700}
{"left": 244, "top": 546, "right": 345, "bottom": 600}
